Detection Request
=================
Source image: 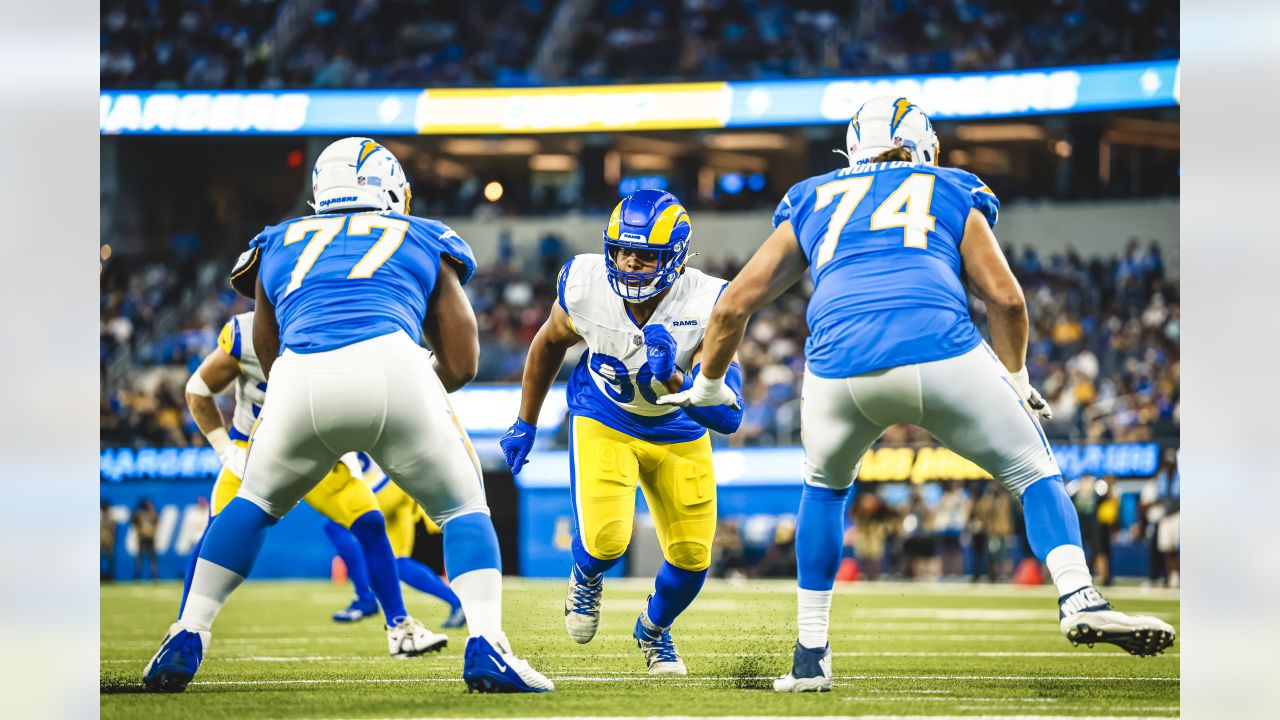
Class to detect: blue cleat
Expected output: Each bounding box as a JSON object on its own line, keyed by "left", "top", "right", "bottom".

{"left": 143, "top": 622, "right": 211, "bottom": 693}
{"left": 633, "top": 605, "right": 686, "bottom": 675}
{"left": 462, "top": 634, "right": 554, "bottom": 693}
{"left": 332, "top": 596, "right": 379, "bottom": 623}
{"left": 441, "top": 604, "right": 467, "bottom": 629}
{"left": 773, "top": 640, "right": 832, "bottom": 692}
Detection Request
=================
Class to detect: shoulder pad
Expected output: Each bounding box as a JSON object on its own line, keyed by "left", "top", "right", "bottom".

{"left": 229, "top": 246, "right": 260, "bottom": 299}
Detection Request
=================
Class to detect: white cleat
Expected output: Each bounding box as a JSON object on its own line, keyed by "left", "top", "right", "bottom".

{"left": 1059, "top": 586, "right": 1176, "bottom": 656}
{"left": 564, "top": 566, "right": 603, "bottom": 644}
{"left": 387, "top": 616, "right": 448, "bottom": 658}
{"left": 773, "top": 640, "right": 833, "bottom": 692}
{"left": 633, "top": 606, "right": 687, "bottom": 676}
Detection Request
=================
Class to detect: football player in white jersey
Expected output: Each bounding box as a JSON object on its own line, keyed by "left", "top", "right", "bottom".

{"left": 181, "top": 310, "right": 447, "bottom": 657}
{"left": 500, "top": 190, "right": 745, "bottom": 675}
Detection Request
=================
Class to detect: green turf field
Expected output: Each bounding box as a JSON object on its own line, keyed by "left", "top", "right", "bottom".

{"left": 101, "top": 578, "right": 1178, "bottom": 718}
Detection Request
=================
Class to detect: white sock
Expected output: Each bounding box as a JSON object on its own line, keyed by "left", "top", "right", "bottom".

{"left": 1045, "top": 545, "right": 1093, "bottom": 598}
{"left": 179, "top": 559, "right": 246, "bottom": 632}
{"left": 450, "top": 567, "right": 503, "bottom": 639}
{"left": 797, "top": 588, "right": 833, "bottom": 649}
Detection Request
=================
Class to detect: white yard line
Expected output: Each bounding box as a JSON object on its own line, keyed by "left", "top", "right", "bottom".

{"left": 187, "top": 674, "right": 1178, "bottom": 686}
{"left": 102, "top": 650, "right": 1178, "bottom": 664}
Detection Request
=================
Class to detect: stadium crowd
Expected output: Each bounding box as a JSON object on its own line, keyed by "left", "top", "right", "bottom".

{"left": 101, "top": 0, "right": 1177, "bottom": 89}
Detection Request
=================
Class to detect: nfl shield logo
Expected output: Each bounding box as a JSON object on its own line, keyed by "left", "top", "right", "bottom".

{"left": 633, "top": 334, "right": 644, "bottom": 347}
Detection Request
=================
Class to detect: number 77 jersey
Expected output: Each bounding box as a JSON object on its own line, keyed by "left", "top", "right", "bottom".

{"left": 246, "top": 210, "right": 476, "bottom": 353}
{"left": 774, "top": 161, "right": 1000, "bottom": 379}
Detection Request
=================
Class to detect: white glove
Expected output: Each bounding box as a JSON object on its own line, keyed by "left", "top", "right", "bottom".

{"left": 657, "top": 372, "right": 741, "bottom": 410}
{"left": 207, "top": 427, "right": 249, "bottom": 476}
{"left": 1008, "top": 366, "right": 1053, "bottom": 420}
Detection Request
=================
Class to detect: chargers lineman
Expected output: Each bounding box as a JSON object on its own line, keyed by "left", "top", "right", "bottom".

{"left": 181, "top": 311, "right": 446, "bottom": 656}
{"left": 499, "top": 190, "right": 744, "bottom": 675}
{"left": 661, "top": 96, "right": 1175, "bottom": 692}
{"left": 144, "top": 137, "right": 552, "bottom": 694}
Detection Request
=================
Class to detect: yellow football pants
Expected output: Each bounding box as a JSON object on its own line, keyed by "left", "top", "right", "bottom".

{"left": 570, "top": 415, "right": 716, "bottom": 571}
{"left": 373, "top": 478, "right": 438, "bottom": 558}
{"left": 211, "top": 440, "right": 379, "bottom": 528}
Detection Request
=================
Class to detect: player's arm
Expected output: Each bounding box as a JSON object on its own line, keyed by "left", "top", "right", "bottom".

{"left": 518, "top": 302, "right": 582, "bottom": 425}
{"left": 254, "top": 275, "right": 281, "bottom": 379}
{"left": 959, "top": 207, "right": 1051, "bottom": 418}
{"left": 659, "top": 221, "right": 807, "bottom": 408}
{"left": 423, "top": 260, "right": 479, "bottom": 393}
{"left": 185, "top": 344, "right": 243, "bottom": 470}
{"left": 499, "top": 302, "right": 582, "bottom": 474}
{"left": 678, "top": 344, "right": 745, "bottom": 434}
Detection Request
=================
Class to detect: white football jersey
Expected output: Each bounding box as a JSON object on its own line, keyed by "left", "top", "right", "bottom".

{"left": 216, "top": 311, "right": 267, "bottom": 439}
{"left": 560, "top": 254, "right": 726, "bottom": 434}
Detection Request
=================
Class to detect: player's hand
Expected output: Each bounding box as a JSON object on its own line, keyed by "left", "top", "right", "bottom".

{"left": 1009, "top": 366, "right": 1053, "bottom": 420}
{"left": 499, "top": 418, "right": 537, "bottom": 475}
{"left": 218, "top": 444, "right": 249, "bottom": 477}
{"left": 657, "top": 373, "right": 741, "bottom": 410}
{"left": 642, "top": 325, "right": 678, "bottom": 381}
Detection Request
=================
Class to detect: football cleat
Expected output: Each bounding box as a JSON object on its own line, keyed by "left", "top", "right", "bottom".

{"left": 142, "top": 622, "right": 211, "bottom": 693}
{"left": 564, "top": 565, "right": 603, "bottom": 644}
{"left": 462, "top": 634, "right": 554, "bottom": 693}
{"left": 441, "top": 604, "right": 467, "bottom": 630}
{"left": 332, "top": 597, "right": 379, "bottom": 623}
{"left": 633, "top": 605, "right": 687, "bottom": 675}
{"left": 773, "top": 640, "right": 833, "bottom": 692}
{"left": 387, "top": 616, "right": 448, "bottom": 658}
{"left": 1059, "top": 586, "right": 1176, "bottom": 656}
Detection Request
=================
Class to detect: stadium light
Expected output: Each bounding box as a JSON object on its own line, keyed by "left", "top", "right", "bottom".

{"left": 484, "top": 181, "right": 504, "bottom": 202}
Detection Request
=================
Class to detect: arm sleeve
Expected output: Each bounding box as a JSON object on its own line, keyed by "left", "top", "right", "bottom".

{"left": 680, "top": 363, "right": 745, "bottom": 434}
{"left": 215, "top": 318, "right": 243, "bottom": 362}
{"left": 435, "top": 225, "right": 477, "bottom": 285}
{"left": 965, "top": 172, "right": 1000, "bottom": 229}
{"left": 771, "top": 182, "right": 804, "bottom": 229}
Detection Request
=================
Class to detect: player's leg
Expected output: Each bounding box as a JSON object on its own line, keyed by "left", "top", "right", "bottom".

{"left": 775, "top": 368, "right": 887, "bottom": 692}
{"left": 145, "top": 359, "right": 339, "bottom": 692}
{"left": 304, "top": 464, "right": 423, "bottom": 642}
{"left": 177, "top": 463, "right": 239, "bottom": 617}
{"left": 371, "top": 346, "right": 551, "bottom": 692}
{"left": 321, "top": 520, "right": 379, "bottom": 621}
{"left": 632, "top": 433, "right": 716, "bottom": 675}
{"left": 919, "top": 345, "right": 1174, "bottom": 655}
{"left": 563, "top": 416, "right": 643, "bottom": 643}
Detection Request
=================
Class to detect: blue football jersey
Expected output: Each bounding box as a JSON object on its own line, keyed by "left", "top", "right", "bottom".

{"left": 773, "top": 161, "right": 999, "bottom": 378}
{"left": 251, "top": 210, "right": 476, "bottom": 353}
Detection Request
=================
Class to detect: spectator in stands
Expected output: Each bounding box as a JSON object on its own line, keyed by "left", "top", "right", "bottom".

{"left": 933, "top": 482, "right": 970, "bottom": 578}
{"left": 131, "top": 498, "right": 160, "bottom": 581}
{"left": 852, "top": 491, "right": 896, "bottom": 581}
{"left": 900, "top": 491, "right": 935, "bottom": 580}
{"left": 969, "top": 483, "right": 1014, "bottom": 582}
{"left": 1093, "top": 477, "right": 1119, "bottom": 586}
{"left": 101, "top": 499, "right": 117, "bottom": 582}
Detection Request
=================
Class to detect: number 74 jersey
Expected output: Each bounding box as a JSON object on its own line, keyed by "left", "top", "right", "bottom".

{"left": 250, "top": 210, "right": 476, "bottom": 354}
{"left": 560, "top": 254, "right": 728, "bottom": 443}
{"left": 774, "top": 161, "right": 1000, "bottom": 380}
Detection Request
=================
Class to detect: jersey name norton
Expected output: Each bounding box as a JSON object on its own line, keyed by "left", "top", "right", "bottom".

{"left": 216, "top": 311, "right": 267, "bottom": 441}
{"left": 559, "top": 254, "right": 727, "bottom": 443}
{"left": 774, "top": 161, "right": 998, "bottom": 379}
{"left": 252, "top": 210, "right": 477, "bottom": 353}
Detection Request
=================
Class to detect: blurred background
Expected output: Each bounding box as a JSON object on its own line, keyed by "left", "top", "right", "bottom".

{"left": 99, "top": 0, "right": 1179, "bottom": 589}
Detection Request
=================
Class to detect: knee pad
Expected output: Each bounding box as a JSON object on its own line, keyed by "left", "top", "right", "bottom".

{"left": 665, "top": 539, "right": 711, "bottom": 571}
{"left": 587, "top": 519, "right": 631, "bottom": 560}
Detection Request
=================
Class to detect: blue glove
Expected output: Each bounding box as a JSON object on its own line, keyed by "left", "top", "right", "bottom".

{"left": 642, "top": 324, "right": 679, "bottom": 381}
{"left": 499, "top": 418, "right": 537, "bottom": 474}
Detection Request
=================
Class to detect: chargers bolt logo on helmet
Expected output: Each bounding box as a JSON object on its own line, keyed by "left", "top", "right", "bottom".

{"left": 603, "top": 189, "right": 692, "bottom": 303}
{"left": 843, "top": 95, "right": 941, "bottom": 167}
{"left": 309, "top": 137, "right": 412, "bottom": 215}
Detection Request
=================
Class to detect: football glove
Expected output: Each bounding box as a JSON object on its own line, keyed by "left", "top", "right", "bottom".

{"left": 642, "top": 325, "right": 678, "bottom": 382}
{"left": 657, "top": 372, "right": 741, "bottom": 411}
{"left": 499, "top": 418, "right": 537, "bottom": 475}
{"left": 218, "top": 443, "right": 249, "bottom": 478}
{"left": 1009, "top": 366, "right": 1053, "bottom": 420}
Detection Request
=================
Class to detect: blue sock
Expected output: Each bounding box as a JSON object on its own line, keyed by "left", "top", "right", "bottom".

{"left": 177, "top": 526, "right": 207, "bottom": 617}
{"left": 349, "top": 511, "right": 408, "bottom": 625}
{"left": 442, "top": 511, "right": 502, "bottom": 577}
{"left": 1020, "top": 475, "right": 1083, "bottom": 561}
{"left": 396, "top": 557, "right": 461, "bottom": 608}
{"left": 571, "top": 533, "right": 621, "bottom": 579}
{"left": 198, "top": 498, "right": 277, "bottom": 576}
{"left": 323, "top": 520, "right": 375, "bottom": 603}
{"left": 646, "top": 562, "right": 707, "bottom": 628}
{"left": 795, "top": 483, "right": 854, "bottom": 591}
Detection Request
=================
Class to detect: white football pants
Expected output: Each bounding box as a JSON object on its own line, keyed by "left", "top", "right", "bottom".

{"left": 801, "top": 344, "right": 1060, "bottom": 496}
{"left": 235, "top": 330, "right": 488, "bottom": 525}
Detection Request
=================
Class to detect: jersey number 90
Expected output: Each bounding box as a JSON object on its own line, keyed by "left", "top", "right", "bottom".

{"left": 590, "top": 352, "right": 667, "bottom": 405}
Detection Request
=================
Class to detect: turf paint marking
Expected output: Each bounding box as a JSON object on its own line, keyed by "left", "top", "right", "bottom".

{"left": 190, "top": 674, "right": 1179, "bottom": 687}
